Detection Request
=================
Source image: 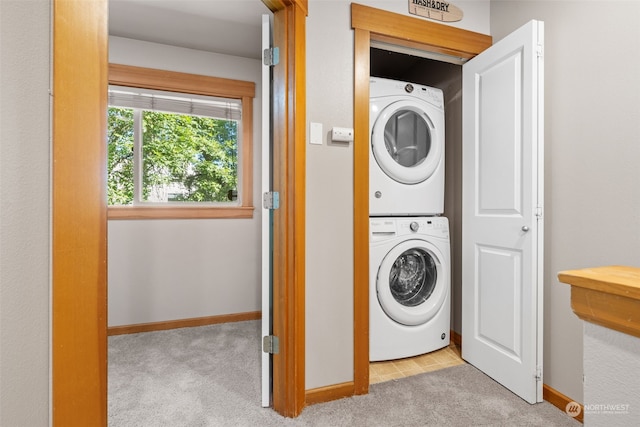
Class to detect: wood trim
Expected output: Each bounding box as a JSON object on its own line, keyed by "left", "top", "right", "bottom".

{"left": 305, "top": 382, "right": 355, "bottom": 406}
{"left": 559, "top": 266, "right": 640, "bottom": 339}
{"left": 352, "top": 3, "right": 491, "bottom": 57}
{"left": 543, "top": 383, "right": 584, "bottom": 423}
{"left": 353, "top": 27, "right": 371, "bottom": 396}
{"left": 108, "top": 206, "right": 255, "bottom": 220}
{"left": 559, "top": 266, "right": 640, "bottom": 300}
{"left": 242, "top": 95, "right": 254, "bottom": 207}
{"left": 107, "top": 311, "right": 261, "bottom": 336}
{"left": 450, "top": 330, "right": 462, "bottom": 347}
{"left": 52, "top": 0, "right": 108, "bottom": 425}
{"left": 292, "top": 4, "right": 307, "bottom": 414}
{"left": 291, "top": 4, "right": 307, "bottom": 415}
{"left": 270, "top": 3, "right": 306, "bottom": 418}
{"left": 271, "top": 6, "right": 287, "bottom": 414}
{"left": 263, "top": 0, "right": 308, "bottom": 15}
{"left": 109, "top": 63, "right": 255, "bottom": 98}
{"left": 351, "top": 3, "right": 492, "bottom": 398}
{"left": 571, "top": 286, "right": 640, "bottom": 339}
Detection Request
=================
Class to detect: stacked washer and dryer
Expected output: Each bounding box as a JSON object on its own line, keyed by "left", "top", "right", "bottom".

{"left": 369, "top": 77, "right": 451, "bottom": 362}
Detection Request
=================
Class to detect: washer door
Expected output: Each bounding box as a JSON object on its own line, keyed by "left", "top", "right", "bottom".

{"left": 377, "top": 239, "right": 447, "bottom": 326}
{"left": 371, "top": 100, "right": 442, "bottom": 184}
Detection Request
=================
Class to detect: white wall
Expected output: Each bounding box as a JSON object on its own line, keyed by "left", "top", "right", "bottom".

{"left": 0, "top": 0, "right": 50, "bottom": 424}
{"left": 108, "top": 37, "right": 263, "bottom": 326}
{"left": 584, "top": 323, "right": 640, "bottom": 425}
{"left": 491, "top": 0, "right": 640, "bottom": 404}
{"left": 305, "top": 0, "right": 490, "bottom": 390}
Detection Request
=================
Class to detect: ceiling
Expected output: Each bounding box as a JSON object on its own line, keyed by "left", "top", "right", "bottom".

{"left": 109, "top": 0, "right": 269, "bottom": 60}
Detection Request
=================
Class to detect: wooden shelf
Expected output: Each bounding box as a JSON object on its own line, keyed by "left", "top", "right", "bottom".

{"left": 558, "top": 266, "right": 640, "bottom": 338}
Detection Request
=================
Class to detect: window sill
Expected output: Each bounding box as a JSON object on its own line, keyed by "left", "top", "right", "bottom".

{"left": 107, "top": 205, "right": 255, "bottom": 220}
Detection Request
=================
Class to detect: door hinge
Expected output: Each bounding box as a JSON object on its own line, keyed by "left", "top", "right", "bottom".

{"left": 535, "top": 206, "right": 543, "bottom": 219}
{"left": 535, "top": 366, "right": 542, "bottom": 381}
{"left": 536, "top": 44, "right": 544, "bottom": 58}
{"left": 263, "top": 335, "right": 279, "bottom": 354}
{"left": 263, "top": 47, "right": 280, "bottom": 67}
{"left": 263, "top": 191, "right": 279, "bottom": 210}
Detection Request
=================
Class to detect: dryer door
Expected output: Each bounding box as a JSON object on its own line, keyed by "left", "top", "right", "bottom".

{"left": 377, "top": 239, "right": 447, "bottom": 326}
{"left": 371, "top": 100, "right": 443, "bottom": 184}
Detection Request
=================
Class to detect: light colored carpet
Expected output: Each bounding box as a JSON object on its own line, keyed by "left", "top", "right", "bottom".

{"left": 108, "top": 320, "right": 580, "bottom": 426}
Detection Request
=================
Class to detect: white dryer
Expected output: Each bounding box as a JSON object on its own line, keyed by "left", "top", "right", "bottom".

{"left": 370, "top": 77, "right": 445, "bottom": 216}
{"left": 370, "top": 216, "right": 450, "bottom": 361}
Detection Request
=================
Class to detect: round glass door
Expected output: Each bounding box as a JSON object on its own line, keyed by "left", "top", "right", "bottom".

{"left": 389, "top": 248, "right": 436, "bottom": 307}
{"left": 377, "top": 240, "right": 446, "bottom": 326}
{"left": 371, "top": 100, "right": 442, "bottom": 184}
{"left": 384, "top": 111, "right": 431, "bottom": 169}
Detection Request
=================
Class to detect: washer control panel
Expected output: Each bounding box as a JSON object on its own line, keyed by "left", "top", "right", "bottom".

{"left": 370, "top": 217, "right": 449, "bottom": 240}
{"left": 399, "top": 217, "right": 449, "bottom": 238}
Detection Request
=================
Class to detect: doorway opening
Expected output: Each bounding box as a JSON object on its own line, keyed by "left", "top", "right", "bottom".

{"left": 368, "top": 48, "right": 465, "bottom": 384}
{"left": 369, "top": 45, "right": 464, "bottom": 344}
{"left": 51, "top": 0, "right": 307, "bottom": 422}
{"left": 350, "top": 3, "right": 492, "bottom": 395}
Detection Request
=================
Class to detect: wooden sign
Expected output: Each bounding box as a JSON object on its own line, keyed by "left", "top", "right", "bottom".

{"left": 408, "top": 0, "right": 463, "bottom": 23}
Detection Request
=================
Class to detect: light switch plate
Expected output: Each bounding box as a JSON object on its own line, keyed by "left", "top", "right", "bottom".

{"left": 310, "top": 122, "right": 323, "bottom": 145}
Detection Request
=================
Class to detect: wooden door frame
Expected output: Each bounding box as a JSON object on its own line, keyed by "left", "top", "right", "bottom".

{"left": 52, "top": 1, "right": 108, "bottom": 424}
{"left": 350, "top": 3, "right": 492, "bottom": 395}
{"left": 268, "top": 0, "right": 308, "bottom": 418}
{"left": 51, "top": 0, "right": 307, "bottom": 424}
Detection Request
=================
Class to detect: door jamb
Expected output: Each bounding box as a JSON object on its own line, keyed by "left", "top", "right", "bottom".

{"left": 267, "top": 0, "right": 308, "bottom": 417}
{"left": 52, "top": 0, "right": 108, "bottom": 424}
{"left": 350, "top": 3, "right": 492, "bottom": 395}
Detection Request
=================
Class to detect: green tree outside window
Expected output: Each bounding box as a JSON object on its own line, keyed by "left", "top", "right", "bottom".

{"left": 107, "top": 107, "right": 238, "bottom": 205}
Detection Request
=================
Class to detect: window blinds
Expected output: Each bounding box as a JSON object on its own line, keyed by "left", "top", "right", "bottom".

{"left": 108, "top": 85, "right": 242, "bottom": 121}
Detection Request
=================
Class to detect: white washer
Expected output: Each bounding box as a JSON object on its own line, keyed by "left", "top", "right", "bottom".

{"left": 370, "top": 77, "right": 445, "bottom": 216}
{"left": 370, "top": 216, "right": 450, "bottom": 361}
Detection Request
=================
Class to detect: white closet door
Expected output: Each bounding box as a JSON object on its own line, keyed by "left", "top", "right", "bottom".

{"left": 462, "top": 20, "right": 545, "bottom": 404}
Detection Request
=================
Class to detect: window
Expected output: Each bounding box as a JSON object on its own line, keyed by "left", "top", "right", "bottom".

{"left": 107, "top": 64, "right": 255, "bottom": 219}
{"left": 108, "top": 87, "right": 241, "bottom": 204}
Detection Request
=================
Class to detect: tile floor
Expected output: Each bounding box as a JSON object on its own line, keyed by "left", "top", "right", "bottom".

{"left": 369, "top": 342, "right": 465, "bottom": 384}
